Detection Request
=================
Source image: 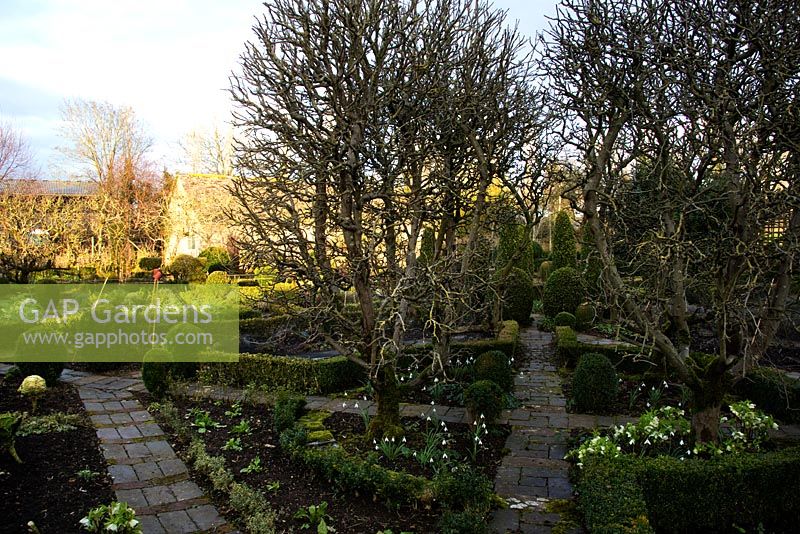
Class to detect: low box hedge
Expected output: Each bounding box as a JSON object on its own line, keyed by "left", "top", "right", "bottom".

{"left": 555, "top": 326, "right": 655, "bottom": 373}
{"left": 577, "top": 447, "right": 800, "bottom": 533}
{"left": 404, "top": 320, "right": 520, "bottom": 364}
{"left": 198, "top": 353, "right": 366, "bottom": 394}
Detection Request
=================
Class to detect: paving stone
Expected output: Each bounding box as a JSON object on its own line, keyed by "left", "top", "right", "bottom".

{"left": 97, "top": 427, "right": 121, "bottom": 441}
{"left": 144, "top": 485, "right": 177, "bottom": 506}
{"left": 146, "top": 440, "right": 175, "bottom": 458}
{"left": 102, "top": 443, "right": 128, "bottom": 461}
{"left": 187, "top": 504, "right": 225, "bottom": 530}
{"left": 134, "top": 461, "right": 163, "bottom": 482}
{"left": 137, "top": 515, "right": 166, "bottom": 534}
{"left": 110, "top": 412, "right": 134, "bottom": 425}
{"left": 83, "top": 401, "right": 104, "bottom": 413}
{"left": 158, "top": 458, "right": 188, "bottom": 477}
{"left": 138, "top": 423, "right": 164, "bottom": 437}
{"left": 116, "top": 488, "right": 148, "bottom": 509}
{"left": 90, "top": 414, "right": 113, "bottom": 426}
{"left": 117, "top": 425, "right": 143, "bottom": 440}
{"left": 156, "top": 510, "right": 197, "bottom": 534}
{"left": 130, "top": 410, "right": 154, "bottom": 423}
{"left": 490, "top": 508, "right": 520, "bottom": 532}
{"left": 108, "top": 464, "right": 137, "bottom": 484}
{"left": 124, "top": 442, "right": 152, "bottom": 459}
{"left": 169, "top": 480, "right": 204, "bottom": 501}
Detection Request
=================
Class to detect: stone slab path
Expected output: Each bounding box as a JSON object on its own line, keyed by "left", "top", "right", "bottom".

{"left": 488, "top": 327, "right": 579, "bottom": 534}
{"left": 0, "top": 364, "right": 235, "bottom": 534}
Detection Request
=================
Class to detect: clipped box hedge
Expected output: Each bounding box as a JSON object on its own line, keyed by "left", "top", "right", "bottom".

{"left": 198, "top": 353, "right": 365, "bottom": 395}
{"left": 555, "top": 326, "right": 655, "bottom": 373}
{"left": 577, "top": 447, "right": 800, "bottom": 533}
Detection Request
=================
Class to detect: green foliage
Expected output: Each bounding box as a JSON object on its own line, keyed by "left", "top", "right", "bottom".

{"left": 463, "top": 380, "right": 505, "bottom": 422}
{"left": 296, "top": 446, "right": 428, "bottom": 508}
{"left": 576, "top": 457, "right": 654, "bottom": 534}
{"left": 206, "top": 270, "right": 229, "bottom": 284}
{"left": 279, "top": 425, "right": 308, "bottom": 452}
{"left": 240, "top": 455, "right": 263, "bottom": 474}
{"left": 433, "top": 465, "right": 494, "bottom": 514}
{"left": 571, "top": 352, "right": 618, "bottom": 413}
{"left": 551, "top": 211, "right": 577, "bottom": 270}
{"left": 14, "top": 362, "right": 64, "bottom": 387}
{"left": 637, "top": 447, "right": 800, "bottom": 533}
{"left": 188, "top": 408, "right": 223, "bottom": 433}
{"left": 538, "top": 260, "right": 553, "bottom": 281}
{"left": 140, "top": 348, "right": 176, "bottom": 398}
{"left": 293, "top": 501, "right": 332, "bottom": 532}
{"left": 418, "top": 227, "right": 436, "bottom": 266}
{"left": 79, "top": 501, "right": 142, "bottom": 533}
{"left": 273, "top": 392, "right": 307, "bottom": 433}
{"left": 438, "top": 511, "right": 488, "bottom": 534}
{"left": 500, "top": 267, "right": 535, "bottom": 326}
{"left": 496, "top": 223, "right": 538, "bottom": 276}
{"left": 553, "top": 312, "right": 576, "bottom": 328}
{"left": 198, "top": 246, "right": 231, "bottom": 271}
{"left": 168, "top": 254, "right": 206, "bottom": 282}
{"left": 542, "top": 267, "right": 583, "bottom": 317}
{"left": 0, "top": 412, "right": 22, "bottom": 463}
{"left": 18, "top": 413, "right": 83, "bottom": 436}
{"left": 473, "top": 350, "right": 513, "bottom": 392}
{"left": 137, "top": 257, "right": 162, "bottom": 270}
{"left": 733, "top": 367, "right": 800, "bottom": 423}
{"left": 574, "top": 303, "right": 596, "bottom": 330}
{"left": 198, "top": 353, "right": 366, "bottom": 395}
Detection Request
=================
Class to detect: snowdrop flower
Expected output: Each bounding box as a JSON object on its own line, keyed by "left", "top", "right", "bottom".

{"left": 442, "top": 453, "right": 448, "bottom": 460}
{"left": 434, "top": 378, "right": 439, "bottom": 383}
{"left": 355, "top": 402, "right": 359, "bottom": 409}
{"left": 402, "top": 436, "right": 407, "bottom": 443}
{"left": 442, "top": 439, "right": 447, "bottom": 446}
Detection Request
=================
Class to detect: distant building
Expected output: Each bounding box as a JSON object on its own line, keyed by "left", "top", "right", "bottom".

{"left": 163, "top": 173, "right": 238, "bottom": 264}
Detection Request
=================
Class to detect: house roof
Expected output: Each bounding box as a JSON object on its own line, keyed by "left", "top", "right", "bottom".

{"left": 0, "top": 179, "right": 99, "bottom": 196}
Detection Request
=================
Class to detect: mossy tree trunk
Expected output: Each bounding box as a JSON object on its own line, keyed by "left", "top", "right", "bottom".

{"left": 368, "top": 365, "right": 402, "bottom": 439}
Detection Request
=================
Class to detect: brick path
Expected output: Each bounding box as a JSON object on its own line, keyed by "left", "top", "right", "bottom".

{"left": 0, "top": 364, "right": 234, "bottom": 534}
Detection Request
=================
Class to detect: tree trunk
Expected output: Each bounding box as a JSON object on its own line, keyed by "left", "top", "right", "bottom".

{"left": 690, "top": 361, "right": 727, "bottom": 444}
{"left": 368, "top": 365, "right": 402, "bottom": 439}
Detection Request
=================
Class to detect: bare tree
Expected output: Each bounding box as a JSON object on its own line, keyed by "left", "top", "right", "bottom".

{"left": 0, "top": 120, "right": 34, "bottom": 181}
{"left": 60, "top": 99, "right": 164, "bottom": 277}
{"left": 0, "top": 182, "right": 86, "bottom": 282}
{"left": 541, "top": 0, "right": 800, "bottom": 442}
{"left": 180, "top": 124, "right": 235, "bottom": 176}
{"left": 231, "top": 0, "right": 547, "bottom": 436}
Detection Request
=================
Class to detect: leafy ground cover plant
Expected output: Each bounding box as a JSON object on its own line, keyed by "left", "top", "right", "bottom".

{"left": 79, "top": 501, "right": 142, "bottom": 533}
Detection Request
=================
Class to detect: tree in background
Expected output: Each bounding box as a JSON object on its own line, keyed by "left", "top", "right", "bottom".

{"left": 60, "top": 99, "right": 165, "bottom": 277}
{"left": 550, "top": 211, "right": 576, "bottom": 270}
{"left": 542, "top": 0, "right": 800, "bottom": 443}
{"left": 0, "top": 119, "right": 33, "bottom": 181}
{"left": 231, "top": 0, "right": 548, "bottom": 436}
{"left": 180, "top": 124, "right": 234, "bottom": 176}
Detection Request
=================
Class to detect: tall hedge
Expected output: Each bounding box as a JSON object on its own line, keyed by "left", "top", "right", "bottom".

{"left": 501, "top": 267, "right": 535, "bottom": 326}
{"left": 542, "top": 266, "right": 584, "bottom": 317}
{"left": 551, "top": 211, "right": 577, "bottom": 270}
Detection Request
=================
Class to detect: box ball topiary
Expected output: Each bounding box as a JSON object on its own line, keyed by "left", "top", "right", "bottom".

{"left": 474, "top": 350, "right": 513, "bottom": 392}
{"left": 168, "top": 254, "right": 206, "bottom": 282}
{"left": 501, "top": 267, "right": 535, "bottom": 327}
{"left": 15, "top": 363, "right": 64, "bottom": 387}
{"left": 571, "top": 352, "right": 619, "bottom": 413}
{"left": 554, "top": 311, "right": 576, "bottom": 328}
{"left": 542, "top": 267, "right": 584, "bottom": 317}
{"left": 141, "top": 348, "right": 175, "bottom": 398}
{"left": 138, "top": 257, "right": 162, "bottom": 270}
{"left": 464, "top": 380, "right": 505, "bottom": 423}
{"left": 206, "top": 271, "right": 229, "bottom": 284}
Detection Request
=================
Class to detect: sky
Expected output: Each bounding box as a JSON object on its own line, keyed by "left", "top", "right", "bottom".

{"left": 0, "top": 0, "right": 559, "bottom": 178}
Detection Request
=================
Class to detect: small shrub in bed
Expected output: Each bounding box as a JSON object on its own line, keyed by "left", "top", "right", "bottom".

{"left": 554, "top": 311, "right": 576, "bottom": 328}
{"left": 463, "top": 380, "right": 505, "bottom": 422}
{"left": 542, "top": 267, "right": 584, "bottom": 317}
{"left": 15, "top": 362, "right": 64, "bottom": 387}
{"left": 273, "top": 392, "right": 307, "bottom": 433}
{"left": 571, "top": 352, "right": 618, "bottom": 413}
{"left": 473, "top": 350, "right": 513, "bottom": 392}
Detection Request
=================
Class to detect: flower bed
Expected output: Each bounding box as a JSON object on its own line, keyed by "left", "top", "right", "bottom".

{"left": 0, "top": 375, "right": 114, "bottom": 533}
